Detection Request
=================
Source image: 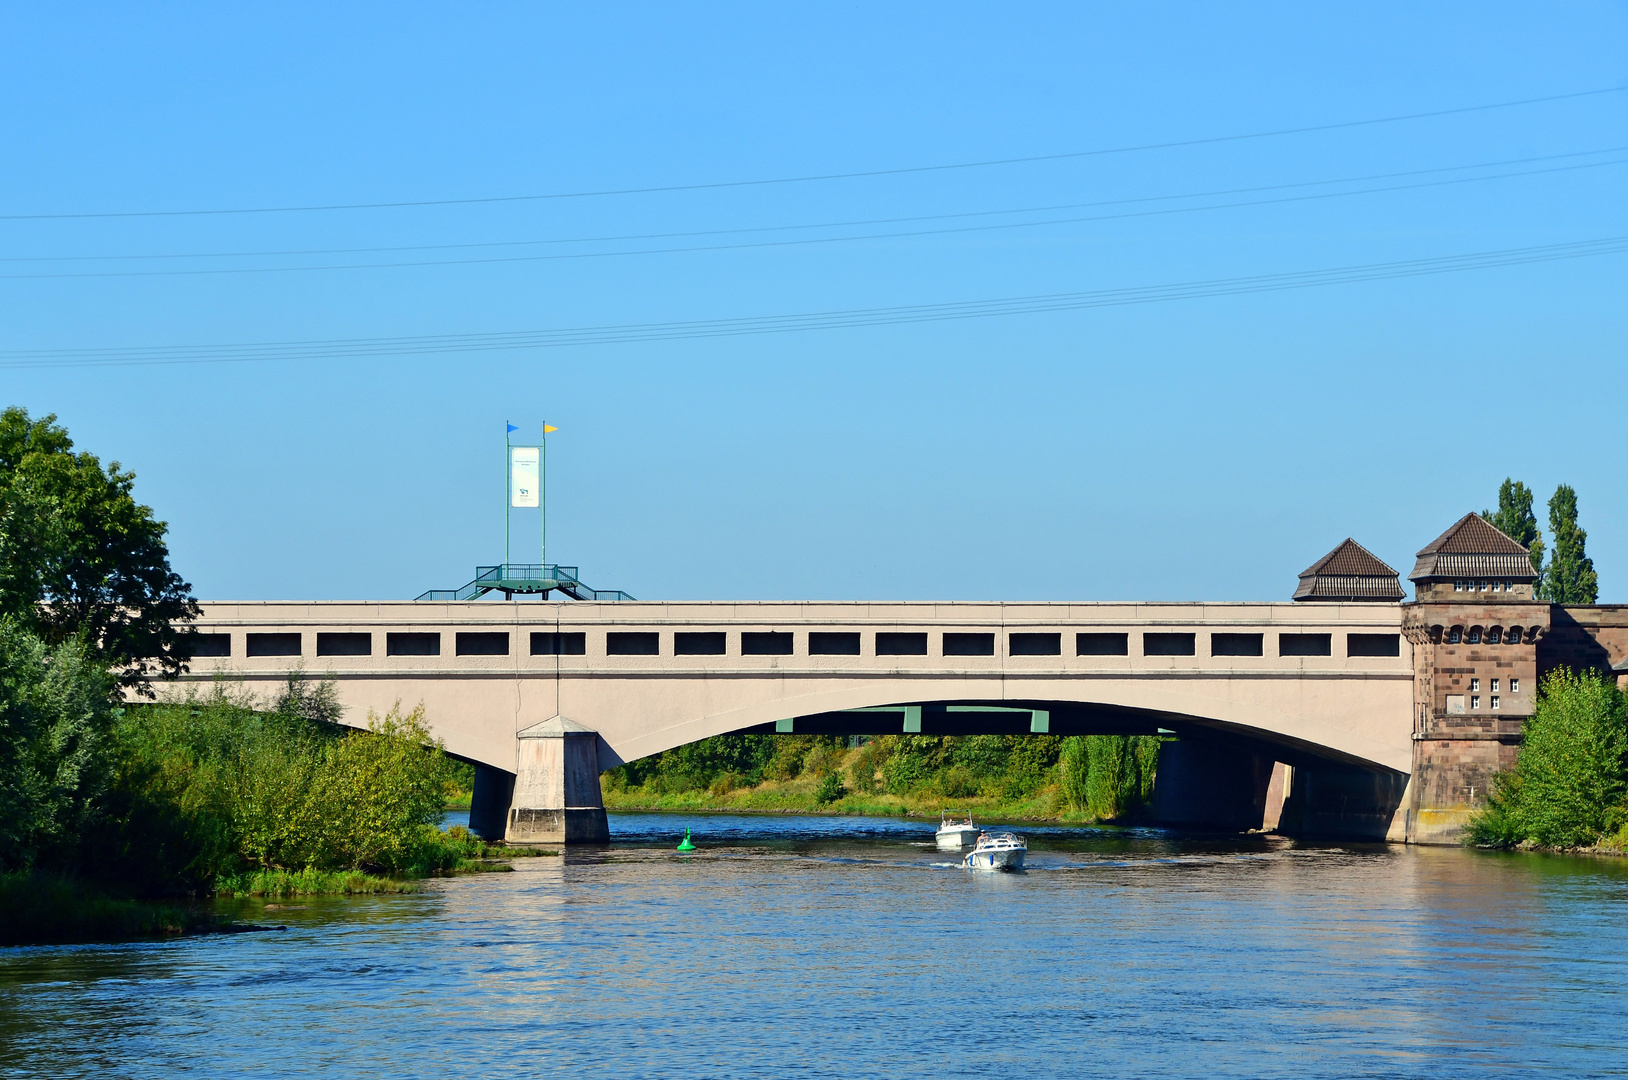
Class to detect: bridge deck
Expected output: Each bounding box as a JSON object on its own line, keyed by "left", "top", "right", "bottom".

{"left": 178, "top": 600, "right": 1414, "bottom": 776}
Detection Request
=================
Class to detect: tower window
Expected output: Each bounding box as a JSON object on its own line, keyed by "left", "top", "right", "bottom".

{"left": 1491, "top": 696, "right": 1500, "bottom": 709}
{"left": 1466, "top": 627, "right": 1483, "bottom": 644}
{"left": 1506, "top": 627, "right": 1522, "bottom": 645}
{"left": 1490, "top": 679, "right": 1499, "bottom": 692}
{"left": 1448, "top": 627, "right": 1462, "bottom": 644}
{"left": 1511, "top": 678, "right": 1520, "bottom": 693}
{"left": 1487, "top": 627, "right": 1502, "bottom": 644}
{"left": 1470, "top": 678, "right": 1479, "bottom": 692}
{"left": 1471, "top": 695, "right": 1481, "bottom": 710}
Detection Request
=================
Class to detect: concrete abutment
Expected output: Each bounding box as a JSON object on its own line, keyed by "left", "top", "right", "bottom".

{"left": 504, "top": 716, "right": 609, "bottom": 845}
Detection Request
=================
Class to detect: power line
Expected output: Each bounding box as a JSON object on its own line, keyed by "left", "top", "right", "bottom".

{"left": 4, "top": 155, "right": 1625, "bottom": 282}
{"left": 6, "top": 144, "right": 1622, "bottom": 267}
{"left": 6, "top": 235, "right": 1625, "bottom": 369}
{"left": 3, "top": 85, "right": 1624, "bottom": 222}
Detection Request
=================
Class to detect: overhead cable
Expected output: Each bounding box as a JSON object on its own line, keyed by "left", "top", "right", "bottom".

{"left": 2, "top": 85, "right": 1624, "bottom": 222}
{"left": 5, "top": 144, "right": 1623, "bottom": 268}
{"left": 5, "top": 235, "right": 1626, "bottom": 369}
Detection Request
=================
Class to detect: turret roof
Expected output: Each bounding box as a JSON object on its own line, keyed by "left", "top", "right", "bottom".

{"left": 1293, "top": 538, "right": 1405, "bottom": 602}
{"left": 1409, "top": 513, "right": 1537, "bottom": 582}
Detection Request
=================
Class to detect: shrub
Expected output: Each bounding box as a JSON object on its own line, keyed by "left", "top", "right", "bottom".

{"left": 1058, "top": 737, "right": 1088, "bottom": 812}
{"left": 1469, "top": 668, "right": 1628, "bottom": 849}
{"left": 814, "top": 774, "right": 847, "bottom": 804}
{"left": 939, "top": 766, "right": 980, "bottom": 799}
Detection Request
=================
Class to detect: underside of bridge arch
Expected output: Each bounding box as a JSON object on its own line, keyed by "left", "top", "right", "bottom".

{"left": 672, "top": 697, "right": 1408, "bottom": 842}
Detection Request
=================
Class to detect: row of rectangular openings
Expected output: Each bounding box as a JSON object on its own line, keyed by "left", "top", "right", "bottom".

{"left": 210, "top": 628, "right": 1403, "bottom": 660}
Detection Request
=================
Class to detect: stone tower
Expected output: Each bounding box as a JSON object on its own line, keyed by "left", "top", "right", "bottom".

{"left": 1401, "top": 513, "right": 1545, "bottom": 842}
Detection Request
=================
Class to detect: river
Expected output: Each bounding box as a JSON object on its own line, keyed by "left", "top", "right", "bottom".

{"left": 2, "top": 813, "right": 1625, "bottom": 1078}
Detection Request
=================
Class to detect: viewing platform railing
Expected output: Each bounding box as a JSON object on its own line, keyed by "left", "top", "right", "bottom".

{"left": 415, "top": 563, "right": 635, "bottom": 602}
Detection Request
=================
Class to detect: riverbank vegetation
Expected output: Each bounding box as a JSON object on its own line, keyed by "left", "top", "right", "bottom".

{"left": 602, "top": 731, "right": 1164, "bottom": 822}
{"left": 1468, "top": 668, "right": 1628, "bottom": 852}
{"left": 1, "top": 408, "right": 511, "bottom": 944}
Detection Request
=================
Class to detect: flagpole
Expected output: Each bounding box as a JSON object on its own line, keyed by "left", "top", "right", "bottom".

{"left": 504, "top": 423, "right": 511, "bottom": 571}
{"left": 547, "top": 423, "right": 553, "bottom": 573}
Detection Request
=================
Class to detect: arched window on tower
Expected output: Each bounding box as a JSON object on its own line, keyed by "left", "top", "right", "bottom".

{"left": 1506, "top": 627, "right": 1522, "bottom": 645}
{"left": 1467, "top": 626, "right": 1483, "bottom": 644}
{"left": 1448, "top": 626, "right": 1463, "bottom": 644}
{"left": 1487, "top": 626, "right": 1502, "bottom": 644}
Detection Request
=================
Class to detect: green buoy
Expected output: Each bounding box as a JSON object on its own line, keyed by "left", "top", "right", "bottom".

{"left": 676, "top": 827, "right": 695, "bottom": 852}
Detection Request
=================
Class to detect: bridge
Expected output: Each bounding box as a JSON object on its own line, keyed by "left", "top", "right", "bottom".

{"left": 180, "top": 598, "right": 1424, "bottom": 844}
{"left": 173, "top": 518, "right": 1628, "bottom": 847}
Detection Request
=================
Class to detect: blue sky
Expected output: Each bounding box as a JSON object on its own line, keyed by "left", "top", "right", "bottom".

{"left": 4, "top": 4, "right": 1626, "bottom": 602}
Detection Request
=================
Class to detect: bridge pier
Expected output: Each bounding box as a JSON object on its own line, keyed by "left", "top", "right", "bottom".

{"left": 468, "top": 763, "right": 516, "bottom": 841}
{"left": 504, "top": 716, "right": 610, "bottom": 845}
{"left": 1151, "top": 739, "right": 1275, "bottom": 832}
{"left": 1276, "top": 761, "right": 1409, "bottom": 841}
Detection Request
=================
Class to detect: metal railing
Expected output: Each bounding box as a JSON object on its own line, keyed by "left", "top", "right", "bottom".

{"left": 415, "top": 563, "right": 635, "bottom": 602}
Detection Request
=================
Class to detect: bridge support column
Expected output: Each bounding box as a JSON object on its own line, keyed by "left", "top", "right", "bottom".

{"left": 468, "top": 763, "right": 516, "bottom": 841}
{"left": 1151, "top": 739, "right": 1274, "bottom": 832}
{"left": 506, "top": 717, "right": 610, "bottom": 845}
{"left": 1276, "top": 762, "right": 1409, "bottom": 841}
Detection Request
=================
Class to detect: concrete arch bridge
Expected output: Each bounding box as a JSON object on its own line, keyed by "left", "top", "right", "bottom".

{"left": 182, "top": 600, "right": 1419, "bottom": 844}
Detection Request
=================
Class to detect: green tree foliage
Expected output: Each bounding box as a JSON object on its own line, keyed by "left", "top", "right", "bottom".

{"left": 1468, "top": 668, "right": 1627, "bottom": 848}
{"left": 0, "top": 408, "right": 199, "bottom": 691}
{"left": 1541, "top": 484, "right": 1598, "bottom": 604}
{"left": 0, "top": 620, "right": 116, "bottom": 872}
{"left": 90, "top": 680, "right": 456, "bottom": 892}
{"left": 1483, "top": 478, "right": 1545, "bottom": 583}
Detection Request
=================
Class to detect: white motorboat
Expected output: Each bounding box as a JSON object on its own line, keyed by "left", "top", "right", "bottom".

{"left": 935, "top": 811, "right": 980, "bottom": 850}
{"left": 963, "top": 831, "right": 1027, "bottom": 871}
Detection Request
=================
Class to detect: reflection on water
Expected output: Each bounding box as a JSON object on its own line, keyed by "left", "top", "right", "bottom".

{"left": 3, "top": 813, "right": 1626, "bottom": 1078}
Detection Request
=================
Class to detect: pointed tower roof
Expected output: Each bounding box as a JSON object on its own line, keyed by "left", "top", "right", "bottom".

{"left": 1409, "top": 513, "right": 1537, "bottom": 583}
{"left": 1292, "top": 538, "right": 1405, "bottom": 602}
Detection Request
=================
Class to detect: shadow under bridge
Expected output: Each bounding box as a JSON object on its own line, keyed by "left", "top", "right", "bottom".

{"left": 735, "top": 699, "right": 1409, "bottom": 841}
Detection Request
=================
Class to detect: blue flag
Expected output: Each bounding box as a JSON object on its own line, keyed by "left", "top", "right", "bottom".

{"left": 506, "top": 423, "right": 518, "bottom": 433}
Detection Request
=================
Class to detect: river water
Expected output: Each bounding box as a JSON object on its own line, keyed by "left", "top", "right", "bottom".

{"left": 2, "top": 813, "right": 1626, "bottom": 1078}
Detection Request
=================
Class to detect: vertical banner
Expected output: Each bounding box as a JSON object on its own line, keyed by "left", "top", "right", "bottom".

{"left": 510, "top": 446, "right": 541, "bottom": 507}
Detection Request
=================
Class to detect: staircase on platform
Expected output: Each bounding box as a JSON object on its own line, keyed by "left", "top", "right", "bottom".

{"left": 415, "top": 564, "right": 634, "bottom": 602}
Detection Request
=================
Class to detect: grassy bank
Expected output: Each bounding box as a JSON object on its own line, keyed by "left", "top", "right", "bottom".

{"left": 603, "top": 733, "right": 1161, "bottom": 824}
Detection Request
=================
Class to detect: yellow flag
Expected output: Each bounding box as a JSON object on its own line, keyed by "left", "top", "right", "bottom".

{"left": 543, "top": 424, "right": 558, "bottom": 433}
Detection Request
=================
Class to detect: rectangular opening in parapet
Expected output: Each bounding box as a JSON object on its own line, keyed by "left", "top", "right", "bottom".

{"left": 1143, "top": 633, "right": 1195, "bottom": 656}
{"left": 809, "top": 632, "right": 861, "bottom": 655}
{"left": 742, "top": 631, "right": 793, "bottom": 655}
{"left": 1009, "top": 632, "right": 1061, "bottom": 656}
{"left": 245, "top": 632, "right": 301, "bottom": 657}
{"left": 943, "top": 632, "right": 995, "bottom": 656}
{"left": 456, "top": 632, "right": 510, "bottom": 656}
{"left": 1279, "top": 633, "right": 1332, "bottom": 656}
{"left": 1348, "top": 634, "right": 1400, "bottom": 657}
{"left": 876, "top": 632, "right": 928, "bottom": 656}
{"left": 675, "top": 631, "right": 726, "bottom": 655}
{"left": 1076, "top": 633, "right": 1129, "bottom": 656}
{"left": 187, "top": 633, "right": 231, "bottom": 658}
{"left": 387, "top": 632, "right": 440, "bottom": 656}
{"left": 531, "top": 632, "right": 586, "bottom": 655}
{"left": 1211, "top": 633, "right": 1263, "bottom": 657}
{"left": 607, "top": 631, "right": 659, "bottom": 656}
{"left": 316, "top": 632, "right": 371, "bottom": 657}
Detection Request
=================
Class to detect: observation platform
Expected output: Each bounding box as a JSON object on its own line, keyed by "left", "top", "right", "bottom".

{"left": 415, "top": 563, "right": 635, "bottom": 602}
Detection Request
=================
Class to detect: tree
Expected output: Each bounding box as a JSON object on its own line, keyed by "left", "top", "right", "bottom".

{"left": 1542, "top": 484, "right": 1598, "bottom": 604}
{"left": 1469, "top": 668, "right": 1626, "bottom": 848}
{"left": 0, "top": 619, "right": 117, "bottom": 872}
{"left": 1483, "top": 478, "right": 1545, "bottom": 585}
{"left": 0, "top": 408, "right": 199, "bottom": 692}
